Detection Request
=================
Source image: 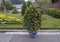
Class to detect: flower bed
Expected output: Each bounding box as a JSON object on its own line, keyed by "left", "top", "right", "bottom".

{"left": 0, "top": 14, "right": 22, "bottom": 24}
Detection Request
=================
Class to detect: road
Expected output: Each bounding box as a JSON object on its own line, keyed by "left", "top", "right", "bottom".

{"left": 0, "top": 32, "right": 60, "bottom": 42}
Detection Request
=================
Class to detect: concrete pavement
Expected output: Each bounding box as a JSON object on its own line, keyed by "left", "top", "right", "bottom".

{"left": 0, "top": 29, "right": 60, "bottom": 32}
{"left": 0, "top": 34, "right": 14, "bottom": 42}
{"left": 10, "top": 34, "right": 60, "bottom": 42}
{"left": 0, "top": 31, "right": 60, "bottom": 42}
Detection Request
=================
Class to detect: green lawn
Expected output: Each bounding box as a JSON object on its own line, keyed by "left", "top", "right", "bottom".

{"left": 0, "top": 13, "right": 60, "bottom": 29}
{"left": 0, "top": 24, "right": 23, "bottom": 29}
{"left": 7, "top": 13, "right": 23, "bottom": 20}
{"left": 41, "top": 14, "right": 60, "bottom": 29}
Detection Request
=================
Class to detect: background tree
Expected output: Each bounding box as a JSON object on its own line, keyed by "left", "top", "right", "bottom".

{"left": 21, "top": 2, "right": 27, "bottom": 16}
{"left": 5, "top": 0, "right": 14, "bottom": 10}
{"left": 21, "top": 1, "right": 32, "bottom": 16}
{"left": 35, "top": 0, "right": 51, "bottom": 14}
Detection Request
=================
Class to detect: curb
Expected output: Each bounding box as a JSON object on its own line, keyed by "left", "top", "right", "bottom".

{"left": 4, "top": 32, "right": 60, "bottom": 35}
{"left": 0, "top": 29, "right": 60, "bottom": 32}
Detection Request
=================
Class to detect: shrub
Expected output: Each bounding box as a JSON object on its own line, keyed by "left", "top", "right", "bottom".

{"left": 46, "top": 8, "right": 60, "bottom": 18}
{"left": 21, "top": 2, "right": 32, "bottom": 16}
{"left": 22, "top": 2, "right": 41, "bottom": 32}
{"left": 12, "top": 8, "right": 18, "bottom": 14}
{"left": 57, "top": 10, "right": 60, "bottom": 18}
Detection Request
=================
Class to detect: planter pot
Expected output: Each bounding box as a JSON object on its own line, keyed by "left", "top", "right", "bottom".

{"left": 29, "top": 32, "right": 37, "bottom": 38}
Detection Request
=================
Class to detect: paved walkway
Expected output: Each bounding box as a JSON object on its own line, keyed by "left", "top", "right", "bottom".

{"left": 0, "top": 31, "right": 60, "bottom": 42}
{"left": 0, "top": 29, "right": 60, "bottom": 32}
{"left": 10, "top": 34, "right": 60, "bottom": 42}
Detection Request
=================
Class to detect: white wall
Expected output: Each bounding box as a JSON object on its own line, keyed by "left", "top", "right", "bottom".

{"left": 13, "top": 4, "right": 23, "bottom": 12}
{"left": 25, "top": 0, "right": 35, "bottom": 3}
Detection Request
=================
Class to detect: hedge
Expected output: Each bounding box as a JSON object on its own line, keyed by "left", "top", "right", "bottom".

{"left": 46, "top": 8, "right": 60, "bottom": 18}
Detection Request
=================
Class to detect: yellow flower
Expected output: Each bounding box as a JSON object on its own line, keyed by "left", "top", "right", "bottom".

{"left": 0, "top": 14, "right": 22, "bottom": 22}
{"left": 15, "top": 18, "right": 21, "bottom": 22}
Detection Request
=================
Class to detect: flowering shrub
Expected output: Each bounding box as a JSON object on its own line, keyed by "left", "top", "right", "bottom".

{"left": 0, "top": 14, "right": 22, "bottom": 24}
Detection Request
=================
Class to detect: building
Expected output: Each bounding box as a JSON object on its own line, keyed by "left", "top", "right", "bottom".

{"left": 10, "top": 0, "right": 35, "bottom": 12}
{"left": 12, "top": 4, "right": 23, "bottom": 12}
{"left": 51, "top": 0, "right": 60, "bottom": 9}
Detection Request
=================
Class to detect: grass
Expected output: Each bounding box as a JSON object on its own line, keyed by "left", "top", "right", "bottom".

{"left": 0, "top": 24, "right": 23, "bottom": 29}
{"left": 41, "top": 14, "right": 60, "bottom": 28}
{"left": 7, "top": 13, "right": 23, "bottom": 20}
{"left": 0, "top": 13, "right": 60, "bottom": 29}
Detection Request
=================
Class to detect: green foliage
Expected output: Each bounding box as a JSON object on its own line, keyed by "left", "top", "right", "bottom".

{"left": 12, "top": 8, "right": 18, "bottom": 14}
{"left": 21, "top": 2, "right": 32, "bottom": 16}
{"left": 23, "top": 2, "right": 41, "bottom": 32}
{"left": 57, "top": 10, "right": 60, "bottom": 18}
{"left": 27, "top": 1, "right": 32, "bottom": 7}
{"left": 46, "top": 8, "right": 60, "bottom": 18}
{"left": 5, "top": 1, "right": 14, "bottom": 10}
{"left": 21, "top": 2, "right": 27, "bottom": 16}
{"left": 0, "top": 6, "right": 4, "bottom": 11}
